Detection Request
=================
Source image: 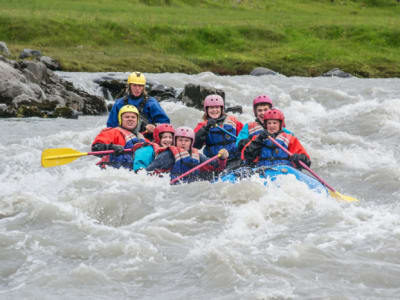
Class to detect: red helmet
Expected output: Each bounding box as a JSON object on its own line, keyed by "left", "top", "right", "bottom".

{"left": 253, "top": 95, "right": 273, "bottom": 116}
{"left": 153, "top": 123, "right": 175, "bottom": 145}
{"left": 204, "top": 94, "right": 224, "bottom": 113}
{"left": 264, "top": 108, "right": 286, "bottom": 129}
{"left": 175, "top": 126, "right": 195, "bottom": 148}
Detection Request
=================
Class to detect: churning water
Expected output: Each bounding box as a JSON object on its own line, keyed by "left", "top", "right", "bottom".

{"left": 1, "top": 72, "right": 399, "bottom": 299}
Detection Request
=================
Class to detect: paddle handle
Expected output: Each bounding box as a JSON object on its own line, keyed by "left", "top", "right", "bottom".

{"left": 216, "top": 126, "right": 237, "bottom": 139}
{"left": 170, "top": 154, "right": 221, "bottom": 185}
{"left": 87, "top": 149, "right": 133, "bottom": 156}
{"left": 267, "top": 137, "right": 336, "bottom": 193}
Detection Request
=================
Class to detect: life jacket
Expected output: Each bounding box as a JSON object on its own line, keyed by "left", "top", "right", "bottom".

{"left": 97, "top": 127, "right": 145, "bottom": 169}
{"left": 247, "top": 120, "right": 264, "bottom": 138}
{"left": 257, "top": 132, "right": 291, "bottom": 167}
{"left": 204, "top": 115, "right": 238, "bottom": 159}
{"left": 169, "top": 146, "right": 201, "bottom": 184}
{"left": 123, "top": 94, "right": 150, "bottom": 124}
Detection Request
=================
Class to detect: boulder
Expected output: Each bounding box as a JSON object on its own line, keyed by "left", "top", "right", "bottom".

{"left": 322, "top": 68, "right": 353, "bottom": 78}
{"left": 39, "top": 56, "right": 62, "bottom": 71}
{"left": 0, "top": 56, "right": 107, "bottom": 118}
{"left": 0, "top": 42, "right": 10, "bottom": 56}
{"left": 178, "top": 83, "right": 225, "bottom": 110}
{"left": 250, "top": 67, "right": 278, "bottom": 76}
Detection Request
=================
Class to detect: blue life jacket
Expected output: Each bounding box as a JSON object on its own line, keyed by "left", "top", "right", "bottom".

{"left": 169, "top": 147, "right": 201, "bottom": 184}
{"left": 204, "top": 116, "right": 238, "bottom": 159}
{"left": 258, "top": 132, "right": 291, "bottom": 167}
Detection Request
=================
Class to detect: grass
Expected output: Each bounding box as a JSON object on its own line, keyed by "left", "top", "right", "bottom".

{"left": 1, "top": 0, "right": 399, "bottom": 77}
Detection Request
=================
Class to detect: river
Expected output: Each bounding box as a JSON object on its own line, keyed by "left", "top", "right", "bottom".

{"left": 1, "top": 72, "right": 399, "bottom": 299}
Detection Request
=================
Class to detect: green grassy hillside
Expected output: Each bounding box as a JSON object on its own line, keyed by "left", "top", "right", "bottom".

{"left": 1, "top": 0, "right": 399, "bottom": 77}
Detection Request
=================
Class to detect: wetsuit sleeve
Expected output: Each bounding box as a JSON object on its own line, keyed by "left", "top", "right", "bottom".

{"left": 236, "top": 123, "right": 249, "bottom": 148}
{"left": 193, "top": 122, "right": 207, "bottom": 149}
{"left": 146, "top": 150, "right": 174, "bottom": 172}
{"left": 144, "top": 98, "right": 170, "bottom": 124}
{"left": 198, "top": 153, "right": 227, "bottom": 172}
{"left": 106, "top": 99, "right": 123, "bottom": 128}
{"left": 92, "top": 129, "right": 125, "bottom": 146}
{"left": 288, "top": 136, "right": 310, "bottom": 159}
{"left": 243, "top": 137, "right": 262, "bottom": 162}
{"left": 234, "top": 119, "right": 244, "bottom": 136}
{"left": 133, "top": 145, "right": 155, "bottom": 171}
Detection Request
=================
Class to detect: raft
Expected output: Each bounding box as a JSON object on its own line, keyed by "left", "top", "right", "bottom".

{"left": 218, "top": 165, "right": 328, "bottom": 194}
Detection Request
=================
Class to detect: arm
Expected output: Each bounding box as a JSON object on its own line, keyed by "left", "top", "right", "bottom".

{"left": 193, "top": 121, "right": 208, "bottom": 149}
{"left": 92, "top": 129, "right": 125, "bottom": 147}
{"left": 146, "top": 150, "right": 174, "bottom": 172}
{"left": 145, "top": 98, "right": 170, "bottom": 124}
{"left": 243, "top": 136, "right": 263, "bottom": 162}
{"left": 288, "top": 136, "right": 311, "bottom": 168}
{"left": 198, "top": 153, "right": 227, "bottom": 172}
{"left": 133, "top": 145, "right": 155, "bottom": 171}
{"left": 234, "top": 118, "right": 244, "bottom": 136}
{"left": 236, "top": 123, "right": 249, "bottom": 149}
{"left": 106, "top": 99, "right": 123, "bottom": 128}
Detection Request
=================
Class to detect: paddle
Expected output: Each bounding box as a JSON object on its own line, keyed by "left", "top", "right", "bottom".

{"left": 170, "top": 153, "right": 221, "bottom": 185}
{"left": 215, "top": 125, "right": 358, "bottom": 202}
{"left": 267, "top": 136, "right": 358, "bottom": 202}
{"left": 41, "top": 147, "right": 133, "bottom": 168}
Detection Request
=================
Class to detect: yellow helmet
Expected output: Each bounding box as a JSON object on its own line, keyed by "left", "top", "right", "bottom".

{"left": 118, "top": 105, "right": 140, "bottom": 126}
{"left": 127, "top": 72, "right": 146, "bottom": 85}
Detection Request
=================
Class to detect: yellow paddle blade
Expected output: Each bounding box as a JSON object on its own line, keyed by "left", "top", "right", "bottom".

{"left": 41, "top": 148, "right": 88, "bottom": 168}
{"left": 329, "top": 190, "right": 359, "bottom": 203}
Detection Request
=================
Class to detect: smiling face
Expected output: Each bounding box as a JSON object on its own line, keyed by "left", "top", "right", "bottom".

{"left": 176, "top": 137, "right": 192, "bottom": 151}
{"left": 266, "top": 119, "right": 281, "bottom": 134}
{"left": 255, "top": 104, "right": 272, "bottom": 122}
{"left": 160, "top": 132, "right": 173, "bottom": 147}
{"left": 121, "top": 112, "right": 138, "bottom": 130}
{"left": 129, "top": 84, "right": 144, "bottom": 97}
{"left": 207, "top": 106, "right": 222, "bottom": 119}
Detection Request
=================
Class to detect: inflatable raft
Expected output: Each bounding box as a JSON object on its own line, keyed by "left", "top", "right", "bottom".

{"left": 219, "top": 165, "right": 328, "bottom": 195}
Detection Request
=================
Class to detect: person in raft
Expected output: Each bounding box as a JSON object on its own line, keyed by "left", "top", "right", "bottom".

{"left": 242, "top": 108, "right": 311, "bottom": 169}
{"left": 92, "top": 105, "right": 146, "bottom": 169}
{"left": 106, "top": 71, "right": 170, "bottom": 137}
{"left": 193, "top": 94, "right": 243, "bottom": 167}
{"left": 236, "top": 94, "right": 293, "bottom": 153}
{"left": 133, "top": 123, "right": 175, "bottom": 172}
{"left": 146, "top": 126, "right": 229, "bottom": 184}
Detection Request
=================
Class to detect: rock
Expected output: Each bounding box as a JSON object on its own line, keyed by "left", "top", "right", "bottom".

{"left": 39, "top": 56, "right": 61, "bottom": 71}
{"left": 0, "top": 42, "right": 10, "bottom": 56}
{"left": 148, "top": 84, "right": 177, "bottom": 100}
{"left": 96, "top": 78, "right": 178, "bottom": 103}
{"left": 19, "top": 49, "right": 42, "bottom": 59}
{"left": 225, "top": 105, "right": 243, "bottom": 114}
{"left": 250, "top": 67, "right": 277, "bottom": 76}
{"left": 0, "top": 56, "right": 107, "bottom": 118}
{"left": 96, "top": 78, "right": 126, "bottom": 99}
{"left": 178, "top": 83, "right": 225, "bottom": 110}
{"left": 322, "top": 68, "right": 353, "bottom": 78}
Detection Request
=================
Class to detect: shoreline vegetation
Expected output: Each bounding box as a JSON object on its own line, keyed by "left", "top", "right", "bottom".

{"left": 1, "top": 0, "right": 399, "bottom": 78}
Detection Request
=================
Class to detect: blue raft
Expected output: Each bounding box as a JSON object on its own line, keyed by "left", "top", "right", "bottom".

{"left": 219, "top": 165, "right": 328, "bottom": 195}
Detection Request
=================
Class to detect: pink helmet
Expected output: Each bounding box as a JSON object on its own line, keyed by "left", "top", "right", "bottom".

{"left": 264, "top": 108, "right": 286, "bottom": 129}
{"left": 153, "top": 123, "right": 175, "bottom": 145}
{"left": 204, "top": 94, "right": 224, "bottom": 113}
{"left": 175, "top": 126, "right": 195, "bottom": 148}
{"left": 253, "top": 95, "right": 273, "bottom": 116}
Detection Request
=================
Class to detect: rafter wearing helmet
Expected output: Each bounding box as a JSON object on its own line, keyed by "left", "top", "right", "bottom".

{"left": 242, "top": 108, "right": 310, "bottom": 170}
{"left": 146, "top": 126, "right": 229, "bottom": 184}
{"left": 194, "top": 94, "right": 243, "bottom": 165}
{"left": 106, "top": 71, "right": 170, "bottom": 136}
